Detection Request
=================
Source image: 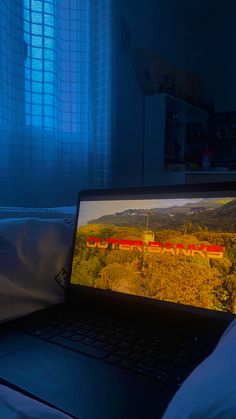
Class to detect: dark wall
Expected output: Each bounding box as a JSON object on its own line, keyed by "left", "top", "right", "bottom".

{"left": 112, "top": 0, "right": 236, "bottom": 187}
{"left": 113, "top": 0, "right": 189, "bottom": 187}
{"left": 184, "top": 0, "right": 236, "bottom": 112}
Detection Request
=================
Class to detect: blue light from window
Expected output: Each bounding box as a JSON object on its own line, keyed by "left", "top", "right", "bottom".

{"left": 24, "top": 0, "right": 55, "bottom": 129}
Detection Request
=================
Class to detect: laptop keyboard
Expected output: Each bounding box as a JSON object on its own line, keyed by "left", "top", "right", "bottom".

{"left": 10, "top": 307, "right": 214, "bottom": 388}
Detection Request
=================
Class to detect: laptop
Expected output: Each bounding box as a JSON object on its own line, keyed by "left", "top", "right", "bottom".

{"left": 0, "top": 182, "right": 236, "bottom": 419}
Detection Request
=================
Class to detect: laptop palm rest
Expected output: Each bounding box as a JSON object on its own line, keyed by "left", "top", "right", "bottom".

{"left": 0, "top": 341, "right": 171, "bottom": 419}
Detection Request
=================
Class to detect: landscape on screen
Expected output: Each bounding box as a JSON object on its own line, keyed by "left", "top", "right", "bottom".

{"left": 71, "top": 197, "right": 236, "bottom": 313}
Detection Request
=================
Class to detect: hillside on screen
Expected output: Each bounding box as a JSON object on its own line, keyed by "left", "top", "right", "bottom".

{"left": 71, "top": 198, "right": 236, "bottom": 314}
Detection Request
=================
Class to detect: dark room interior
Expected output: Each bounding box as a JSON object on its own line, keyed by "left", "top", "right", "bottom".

{"left": 0, "top": 0, "right": 236, "bottom": 206}
{"left": 0, "top": 2, "right": 236, "bottom": 419}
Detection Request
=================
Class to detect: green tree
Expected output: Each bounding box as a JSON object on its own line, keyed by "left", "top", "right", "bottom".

{"left": 96, "top": 263, "right": 140, "bottom": 294}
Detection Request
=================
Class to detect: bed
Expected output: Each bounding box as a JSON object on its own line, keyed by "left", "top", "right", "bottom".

{"left": 1, "top": 206, "right": 236, "bottom": 418}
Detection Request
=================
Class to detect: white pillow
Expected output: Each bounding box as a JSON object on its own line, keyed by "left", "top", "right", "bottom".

{"left": 0, "top": 216, "right": 74, "bottom": 323}
{"left": 162, "top": 318, "right": 236, "bottom": 419}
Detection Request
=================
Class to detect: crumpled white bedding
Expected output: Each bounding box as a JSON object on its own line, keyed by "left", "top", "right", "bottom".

{"left": 0, "top": 206, "right": 76, "bottom": 417}
{"left": 162, "top": 317, "right": 236, "bottom": 419}
{"left": 0, "top": 206, "right": 76, "bottom": 323}
{"left": 0, "top": 383, "right": 73, "bottom": 418}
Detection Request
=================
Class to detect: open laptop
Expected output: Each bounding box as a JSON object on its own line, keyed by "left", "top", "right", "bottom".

{"left": 0, "top": 182, "right": 236, "bottom": 419}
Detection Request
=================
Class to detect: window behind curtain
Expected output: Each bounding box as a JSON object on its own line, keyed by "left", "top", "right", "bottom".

{"left": 0, "top": 0, "right": 25, "bottom": 202}
{"left": 24, "top": 0, "right": 56, "bottom": 129}
{"left": 57, "top": 0, "right": 91, "bottom": 188}
{"left": 90, "top": 0, "right": 113, "bottom": 188}
{"left": 0, "top": 0, "right": 113, "bottom": 206}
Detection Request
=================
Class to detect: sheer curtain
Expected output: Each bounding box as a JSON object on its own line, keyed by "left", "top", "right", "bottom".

{"left": 0, "top": 0, "right": 113, "bottom": 206}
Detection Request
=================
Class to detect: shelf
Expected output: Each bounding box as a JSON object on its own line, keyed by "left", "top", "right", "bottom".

{"left": 163, "top": 93, "right": 208, "bottom": 114}
{"left": 210, "top": 136, "right": 236, "bottom": 141}
{"left": 144, "top": 94, "right": 209, "bottom": 182}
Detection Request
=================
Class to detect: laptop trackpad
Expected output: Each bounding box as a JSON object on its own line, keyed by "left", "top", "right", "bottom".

{"left": 0, "top": 344, "right": 167, "bottom": 419}
{"left": 0, "top": 344, "right": 93, "bottom": 391}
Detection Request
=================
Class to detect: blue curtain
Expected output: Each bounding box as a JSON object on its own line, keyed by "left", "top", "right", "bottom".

{"left": 0, "top": 0, "right": 113, "bottom": 206}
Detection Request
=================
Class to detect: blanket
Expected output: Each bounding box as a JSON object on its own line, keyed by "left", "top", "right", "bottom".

{"left": 0, "top": 207, "right": 75, "bottom": 323}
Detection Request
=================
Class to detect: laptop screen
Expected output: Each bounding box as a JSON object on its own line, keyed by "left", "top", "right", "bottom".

{"left": 71, "top": 189, "right": 236, "bottom": 314}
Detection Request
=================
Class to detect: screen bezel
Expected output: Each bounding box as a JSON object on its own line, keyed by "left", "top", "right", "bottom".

{"left": 66, "top": 182, "right": 236, "bottom": 324}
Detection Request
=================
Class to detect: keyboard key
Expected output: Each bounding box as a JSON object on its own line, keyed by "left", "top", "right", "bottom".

{"left": 133, "top": 363, "right": 153, "bottom": 375}
{"left": 81, "top": 324, "right": 93, "bottom": 331}
{"left": 70, "top": 334, "right": 84, "bottom": 342}
{"left": 156, "top": 361, "right": 173, "bottom": 372}
{"left": 157, "top": 352, "right": 174, "bottom": 362}
{"left": 93, "top": 327, "right": 103, "bottom": 334}
{"left": 103, "top": 330, "right": 114, "bottom": 337}
{"left": 104, "top": 344, "right": 117, "bottom": 353}
{"left": 118, "top": 358, "right": 135, "bottom": 369}
{"left": 55, "top": 324, "right": 66, "bottom": 330}
{"left": 170, "top": 365, "right": 189, "bottom": 377}
{"left": 136, "top": 339, "right": 147, "bottom": 346}
{"left": 97, "top": 334, "right": 109, "bottom": 342}
{"left": 129, "top": 352, "right": 145, "bottom": 362}
{"left": 132, "top": 345, "right": 146, "bottom": 353}
{"left": 73, "top": 328, "right": 87, "bottom": 335}
{"left": 151, "top": 342, "right": 161, "bottom": 350}
{"left": 114, "top": 332, "right": 126, "bottom": 340}
{"left": 105, "top": 354, "right": 122, "bottom": 364}
{"left": 115, "top": 348, "right": 130, "bottom": 357}
{"left": 67, "top": 326, "right": 78, "bottom": 333}
{"left": 174, "top": 357, "right": 194, "bottom": 369}
{"left": 119, "top": 341, "right": 132, "bottom": 349}
{"left": 41, "top": 325, "right": 54, "bottom": 332}
{"left": 30, "top": 329, "right": 46, "bottom": 337}
{"left": 177, "top": 350, "right": 190, "bottom": 359}
{"left": 61, "top": 331, "right": 74, "bottom": 338}
{"left": 108, "top": 338, "right": 121, "bottom": 346}
{"left": 80, "top": 337, "right": 94, "bottom": 345}
{"left": 143, "top": 357, "right": 157, "bottom": 366}
{"left": 126, "top": 329, "right": 139, "bottom": 337}
{"left": 86, "top": 331, "right": 98, "bottom": 339}
{"left": 92, "top": 340, "right": 106, "bottom": 349}
{"left": 146, "top": 348, "right": 157, "bottom": 357}
{"left": 48, "top": 336, "right": 108, "bottom": 359}
{"left": 152, "top": 369, "right": 173, "bottom": 383}
{"left": 40, "top": 332, "right": 55, "bottom": 340}
{"left": 124, "top": 335, "right": 136, "bottom": 343}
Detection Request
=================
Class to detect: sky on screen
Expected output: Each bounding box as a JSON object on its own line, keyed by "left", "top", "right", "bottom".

{"left": 78, "top": 198, "right": 205, "bottom": 226}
